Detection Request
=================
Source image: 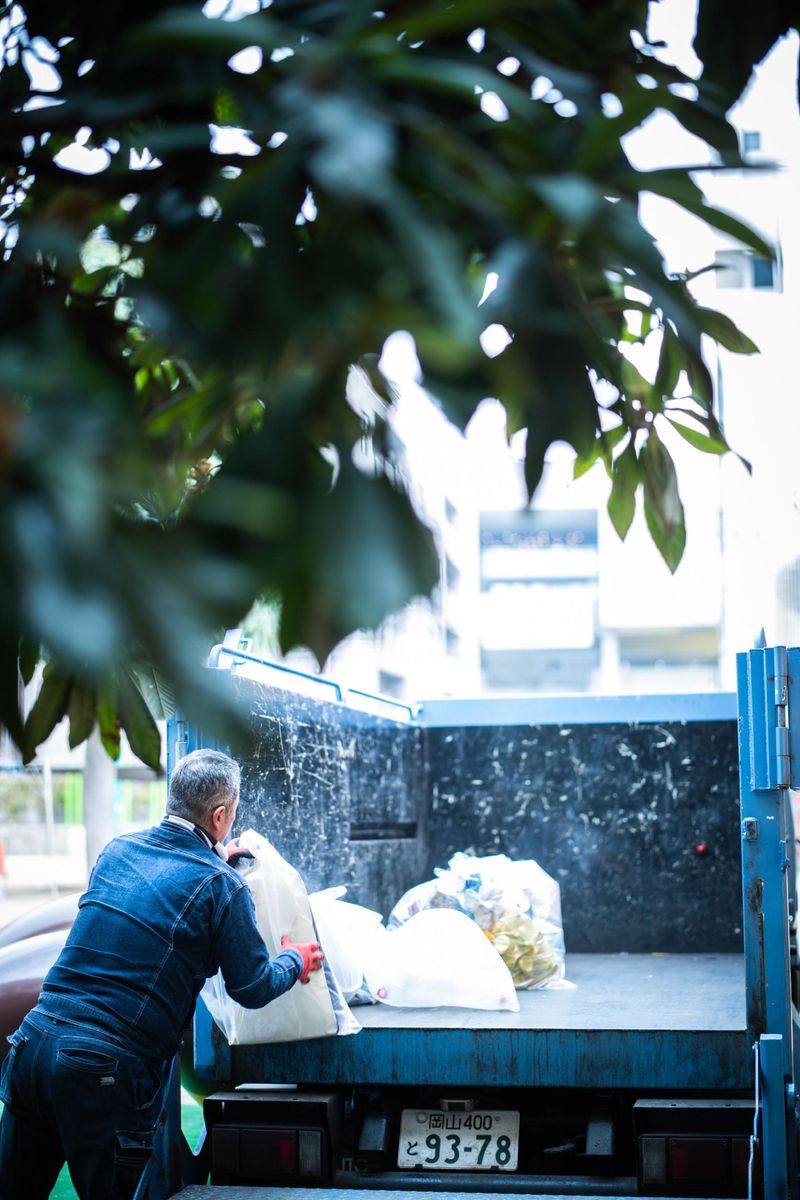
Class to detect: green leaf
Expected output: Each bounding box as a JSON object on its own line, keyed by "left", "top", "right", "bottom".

{"left": 667, "top": 418, "right": 729, "bottom": 455}
{"left": 0, "top": 639, "right": 24, "bottom": 747}
{"left": 694, "top": 1, "right": 796, "bottom": 112}
{"left": 97, "top": 679, "right": 121, "bottom": 762}
{"left": 573, "top": 424, "right": 627, "bottom": 479}
{"left": 620, "top": 356, "right": 656, "bottom": 408}
{"left": 531, "top": 176, "right": 601, "bottom": 229}
{"left": 422, "top": 371, "right": 489, "bottom": 433}
{"left": 694, "top": 306, "right": 759, "bottom": 354}
{"left": 523, "top": 419, "right": 550, "bottom": 499}
{"left": 576, "top": 86, "right": 662, "bottom": 172}
{"left": 640, "top": 430, "right": 686, "bottom": 573}
{"left": 266, "top": 434, "right": 441, "bottom": 662}
{"left": 638, "top": 170, "right": 775, "bottom": 259}
{"left": 684, "top": 352, "right": 715, "bottom": 413}
{"left": 371, "top": 56, "right": 546, "bottom": 124}
{"left": 67, "top": 682, "right": 98, "bottom": 750}
{"left": 607, "top": 441, "right": 639, "bottom": 540}
{"left": 18, "top": 637, "right": 40, "bottom": 687}
{"left": 667, "top": 94, "right": 741, "bottom": 158}
{"left": 23, "top": 661, "right": 72, "bottom": 763}
{"left": 671, "top": 406, "right": 746, "bottom": 464}
{"left": 381, "top": 186, "right": 480, "bottom": 346}
{"left": 119, "top": 671, "right": 162, "bottom": 772}
{"left": 654, "top": 328, "right": 683, "bottom": 402}
{"left": 136, "top": 662, "right": 177, "bottom": 723}
{"left": 137, "top": 8, "right": 287, "bottom": 52}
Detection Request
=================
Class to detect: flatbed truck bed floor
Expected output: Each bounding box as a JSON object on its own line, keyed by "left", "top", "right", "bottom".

{"left": 215, "top": 954, "right": 749, "bottom": 1093}
{"left": 352, "top": 953, "right": 744, "bottom": 1031}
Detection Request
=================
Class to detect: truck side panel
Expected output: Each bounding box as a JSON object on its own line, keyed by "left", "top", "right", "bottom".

{"left": 425, "top": 718, "right": 741, "bottom": 953}
{"left": 222, "top": 678, "right": 741, "bottom": 955}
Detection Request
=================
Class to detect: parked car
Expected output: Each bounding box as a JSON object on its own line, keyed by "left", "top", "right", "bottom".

{"left": 0, "top": 894, "right": 79, "bottom": 1059}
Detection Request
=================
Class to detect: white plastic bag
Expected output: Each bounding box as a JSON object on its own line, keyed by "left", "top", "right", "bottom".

{"left": 320, "top": 948, "right": 362, "bottom": 1037}
{"left": 202, "top": 829, "right": 357, "bottom": 1044}
{"left": 365, "top": 908, "right": 520, "bottom": 1011}
{"left": 389, "top": 852, "right": 569, "bottom": 990}
{"left": 308, "top": 887, "right": 384, "bottom": 1001}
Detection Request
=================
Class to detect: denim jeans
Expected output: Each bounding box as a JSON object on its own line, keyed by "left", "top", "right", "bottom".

{"left": 0, "top": 1011, "right": 168, "bottom": 1200}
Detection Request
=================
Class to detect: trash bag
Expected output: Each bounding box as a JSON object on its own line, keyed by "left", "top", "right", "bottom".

{"left": 389, "top": 852, "right": 568, "bottom": 989}
{"left": 321, "top": 948, "right": 362, "bottom": 1036}
{"left": 201, "top": 829, "right": 360, "bottom": 1043}
{"left": 308, "top": 887, "right": 384, "bottom": 1002}
{"left": 365, "top": 908, "right": 519, "bottom": 1011}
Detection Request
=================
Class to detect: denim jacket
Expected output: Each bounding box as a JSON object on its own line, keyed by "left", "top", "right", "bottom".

{"left": 35, "top": 819, "right": 303, "bottom": 1063}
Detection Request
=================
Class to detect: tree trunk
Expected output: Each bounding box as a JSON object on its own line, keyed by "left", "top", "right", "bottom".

{"left": 84, "top": 727, "right": 116, "bottom": 874}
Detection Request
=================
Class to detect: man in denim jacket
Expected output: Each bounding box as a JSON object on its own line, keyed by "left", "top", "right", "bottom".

{"left": 0, "top": 748, "right": 323, "bottom": 1199}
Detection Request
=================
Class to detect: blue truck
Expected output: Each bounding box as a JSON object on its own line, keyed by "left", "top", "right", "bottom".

{"left": 155, "top": 637, "right": 800, "bottom": 1200}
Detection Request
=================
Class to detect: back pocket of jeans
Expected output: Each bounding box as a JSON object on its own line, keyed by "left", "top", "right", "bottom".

{"left": 56, "top": 1045, "right": 119, "bottom": 1080}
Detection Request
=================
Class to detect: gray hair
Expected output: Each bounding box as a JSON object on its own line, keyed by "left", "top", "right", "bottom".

{"left": 167, "top": 749, "right": 240, "bottom": 825}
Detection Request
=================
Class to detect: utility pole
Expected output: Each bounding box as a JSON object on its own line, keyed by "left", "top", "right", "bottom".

{"left": 83, "top": 727, "right": 116, "bottom": 874}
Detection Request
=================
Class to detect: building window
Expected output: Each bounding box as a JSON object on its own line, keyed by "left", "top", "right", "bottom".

{"left": 714, "top": 249, "right": 747, "bottom": 288}
{"left": 742, "top": 130, "right": 761, "bottom": 154}
{"left": 752, "top": 256, "right": 775, "bottom": 289}
{"left": 444, "top": 498, "right": 458, "bottom": 525}
{"left": 714, "top": 248, "right": 780, "bottom": 291}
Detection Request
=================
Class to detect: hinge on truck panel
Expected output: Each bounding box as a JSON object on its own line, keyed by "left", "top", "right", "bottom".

{"left": 774, "top": 645, "right": 789, "bottom": 707}
{"left": 749, "top": 647, "right": 791, "bottom": 791}
{"left": 772, "top": 646, "right": 789, "bottom": 789}
{"left": 787, "top": 648, "right": 800, "bottom": 790}
{"left": 175, "top": 719, "right": 186, "bottom": 762}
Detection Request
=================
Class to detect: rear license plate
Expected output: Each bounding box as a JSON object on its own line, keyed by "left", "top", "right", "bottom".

{"left": 397, "top": 1108, "right": 519, "bottom": 1171}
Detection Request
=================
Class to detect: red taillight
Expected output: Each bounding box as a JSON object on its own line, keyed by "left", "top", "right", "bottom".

{"left": 669, "top": 1137, "right": 728, "bottom": 1184}
{"left": 278, "top": 1132, "right": 296, "bottom": 1171}
{"left": 670, "top": 1139, "right": 689, "bottom": 1180}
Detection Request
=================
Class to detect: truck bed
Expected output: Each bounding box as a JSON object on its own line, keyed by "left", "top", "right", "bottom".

{"left": 213, "top": 954, "right": 749, "bottom": 1092}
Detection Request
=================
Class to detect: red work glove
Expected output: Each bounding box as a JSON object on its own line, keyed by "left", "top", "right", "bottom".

{"left": 281, "top": 934, "right": 324, "bottom": 984}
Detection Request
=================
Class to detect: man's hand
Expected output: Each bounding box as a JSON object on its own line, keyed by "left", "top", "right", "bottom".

{"left": 224, "top": 837, "right": 254, "bottom": 866}
{"left": 281, "top": 934, "right": 324, "bottom": 984}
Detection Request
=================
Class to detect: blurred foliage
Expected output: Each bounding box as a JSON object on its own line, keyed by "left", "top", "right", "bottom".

{"left": 241, "top": 596, "right": 281, "bottom": 660}
{"left": 0, "top": 0, "right": 789, "bottom": 766}
{"left": 694, "top": 1, "right": 798, "bottom": 113}
{"left": 0, "top": 770, "right": 41, "bottom": 823}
